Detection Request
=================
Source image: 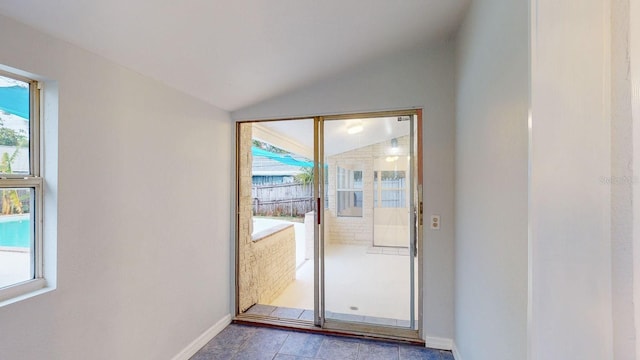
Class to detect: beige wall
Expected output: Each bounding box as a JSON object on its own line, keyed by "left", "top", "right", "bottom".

{"left": 253, "top": 225, "right": 296, "bottom": 304}
{"left": 237, "top": 123, "right": 296, "bottom": 311}
{"left": 238, "top": 123, "right": 258, "bottom": 312}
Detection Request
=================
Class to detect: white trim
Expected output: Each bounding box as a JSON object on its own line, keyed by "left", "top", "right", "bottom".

{"left": 527, "top": 2, "right": 536, "bottom": 360}
{"left": 424, "top": 336, "right": 453, "bottom": 350}
{"left": 631, "top": 2, "right": 640, "bottom": 360}
{"left": 0, "top": 278, "right": 49, "bottom": 307}
{"left": 452, "top": 341, "right": 463, "bottom": 360}
{"left": 171, "top": 314, "right": 232, "bottom": 360}
{"left": 0, "top": 69, "right": 46, "bottom": 303}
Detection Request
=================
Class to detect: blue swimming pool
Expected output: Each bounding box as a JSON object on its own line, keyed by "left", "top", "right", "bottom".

{"left": 0, "top": 215, "right": 31, "bottom": 248}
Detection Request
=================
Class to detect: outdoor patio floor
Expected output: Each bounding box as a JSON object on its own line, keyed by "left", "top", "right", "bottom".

{"left": 266, "top": 243, "right": 418, "bottom": 324}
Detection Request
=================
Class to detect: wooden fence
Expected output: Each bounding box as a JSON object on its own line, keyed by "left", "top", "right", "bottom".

{"left": 252, "top": 183, "right": 314, "bottom": 217}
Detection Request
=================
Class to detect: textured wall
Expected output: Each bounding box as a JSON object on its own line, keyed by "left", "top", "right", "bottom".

{"left": 237, "top": 122, "right": 296, "bottom": 311}
{"left": 238, "top": 123, "right": 258, "bottom": 312}
{"left": 253, "top": 225, "right": 296, "bottom": 304}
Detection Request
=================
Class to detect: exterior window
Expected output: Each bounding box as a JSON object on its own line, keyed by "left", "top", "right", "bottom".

{"left": 336, "top": 166, "right": 362, "bottom": 217}
{"left": 0, "top": 71, "right": 42, "bottom": 292}
{"left": 374, "top": 171, "right": 406, "bottom": 208}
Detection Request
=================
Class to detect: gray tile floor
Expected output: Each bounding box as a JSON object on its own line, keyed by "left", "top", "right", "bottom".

{"left": 191, "top": 324, "right": 454, "bottom": 360}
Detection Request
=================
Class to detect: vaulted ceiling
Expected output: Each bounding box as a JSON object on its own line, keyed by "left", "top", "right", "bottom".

{"left": 0, "top": 0, "right": 469, "bottom": 111}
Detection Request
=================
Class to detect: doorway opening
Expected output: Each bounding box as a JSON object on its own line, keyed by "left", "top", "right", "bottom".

{"left": 235, "top": 110, "right": 423, "bottom": 341}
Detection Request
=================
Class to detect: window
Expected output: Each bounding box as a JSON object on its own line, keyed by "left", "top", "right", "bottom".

{"left": 0, "top": 71, "right": 43, "bottom": 295}
{"left": 374, "top": 171, "right": 406, "bottom": 208}
{"left": 336, "top": 166, "right": 362, "bottom": 217}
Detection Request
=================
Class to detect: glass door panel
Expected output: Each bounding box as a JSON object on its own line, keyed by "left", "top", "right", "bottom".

{"left": 321, "top": 116, "right": 416, "bottom": 329}
{"left": 236, "top": 119, "right": 317, "bottom": 321}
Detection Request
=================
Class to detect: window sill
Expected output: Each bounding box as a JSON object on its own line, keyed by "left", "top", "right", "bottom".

{"left": 0, "top": 278, "right": 52, "bottom": 307}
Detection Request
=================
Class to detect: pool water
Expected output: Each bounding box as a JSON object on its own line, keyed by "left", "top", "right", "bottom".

{"left": 0, "top": 216, "right": 31, "bottom": 248}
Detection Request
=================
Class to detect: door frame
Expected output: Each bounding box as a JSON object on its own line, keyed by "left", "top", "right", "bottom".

{"left": 315, "top": 110, "right": 423, "bottom": 339}
{"left": 233, "top": 109, "right": 424, "bottom": 342}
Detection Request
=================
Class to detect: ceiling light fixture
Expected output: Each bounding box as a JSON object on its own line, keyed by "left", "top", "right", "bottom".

{"left": 385, "top": 156, "right": 399, "bottom": 162}
{"left": 388, "top": 137, "right": 399, "bottom": 154}
{"left": 347, "top": 124, "right": 363, "bottom": 134}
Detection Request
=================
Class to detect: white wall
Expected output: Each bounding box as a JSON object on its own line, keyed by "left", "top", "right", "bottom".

{"left": 611, "top": 0, "right": 636, "bottom": 358}
{"left": 530, "top": 0, "right": 613, "bottom": 359}
{"left": 632, "top": 0, "right": 640, "bottom": 358}
{"left": 0, "top": 15, "right": 232, "bottom": 360}
{"left": 233, "top": 42, "right": 457, "bottom": 342}
{"left": 454, "top": 0, "right": 529, "bottom": 359}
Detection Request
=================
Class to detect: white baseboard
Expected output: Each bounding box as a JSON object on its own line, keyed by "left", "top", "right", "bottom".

{"left": 452, "top": 341, "right": 463, "bottom": 360}
{"left": 425, "top": 336, "right": 453, "bottom": 350}
{"left": 171, "top": 314, "right": 232, "bottom": 360}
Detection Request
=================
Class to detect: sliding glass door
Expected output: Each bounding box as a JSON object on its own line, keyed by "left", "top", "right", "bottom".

{"left": 237, "top": 110, "right": 422, "bottom": 339}
{"left": 316, "top": 113, "right": 420, "bottom": 335}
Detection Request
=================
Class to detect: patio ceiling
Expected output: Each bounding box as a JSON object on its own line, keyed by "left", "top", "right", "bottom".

{"left": 259, "top": 117, "right": 410, "bottom": 157}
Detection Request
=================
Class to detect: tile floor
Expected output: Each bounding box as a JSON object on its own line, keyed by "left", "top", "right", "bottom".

{"left": 191, "top": 324, "right": 454, "bottom": 360}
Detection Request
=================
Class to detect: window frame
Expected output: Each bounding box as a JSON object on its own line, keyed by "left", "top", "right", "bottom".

{"left": 374, "top": 170, "right": 407, "bottom": 208}
{"left": 0, "top": 69, "right": 45, "bottom": 302}
{"left": 336, "top": 166, "right": 363, "bottom": 217}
